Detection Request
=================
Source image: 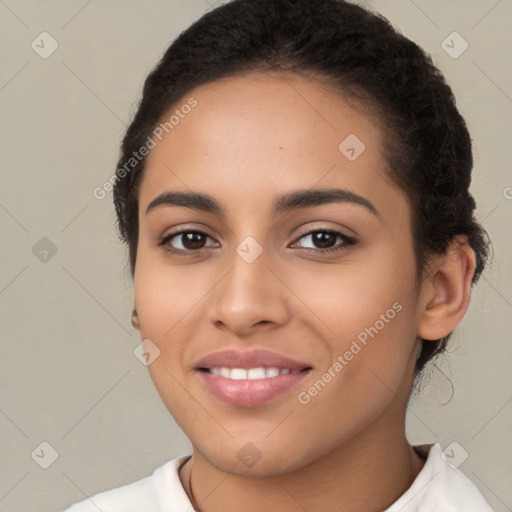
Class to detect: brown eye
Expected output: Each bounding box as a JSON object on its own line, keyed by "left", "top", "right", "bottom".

{"left": 310, "top": 231, "right": 337, "bottom": 249}
{"left": 292, "top": 229, "right": 356, "bottom": 254}
{"left": 179, "top": 232, "right": 207, "bottom": 250}
{"left": 159, "top": 230, "right": 218, "bottom": 254}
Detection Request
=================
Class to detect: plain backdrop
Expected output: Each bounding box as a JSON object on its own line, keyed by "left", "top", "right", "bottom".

{"left": 1, "top": 1, "right": 511, "bottom": 511}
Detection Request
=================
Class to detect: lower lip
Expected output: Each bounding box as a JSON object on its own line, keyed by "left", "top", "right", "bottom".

{"left": 197, "top": 369, "right": 311, "bottom": 407}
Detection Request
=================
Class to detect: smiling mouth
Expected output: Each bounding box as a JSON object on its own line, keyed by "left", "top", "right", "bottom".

{"left": 196, "top": 366, "right": 313, "bottom": 407}
{"left": 193, "top": 348, "right": 313, "bottom": 407}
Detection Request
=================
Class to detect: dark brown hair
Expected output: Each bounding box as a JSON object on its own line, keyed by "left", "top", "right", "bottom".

{"left": 112, "top": 0, "right": 490, "bottom": 380}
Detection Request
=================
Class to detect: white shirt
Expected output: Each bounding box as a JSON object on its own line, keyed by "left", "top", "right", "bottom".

{"left": 62, "top": 443, "right": 495, "bottom": 511}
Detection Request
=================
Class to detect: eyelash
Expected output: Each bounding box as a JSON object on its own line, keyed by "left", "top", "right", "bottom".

{"left": 157, "top": 228, "right": 356, "bottom": 257}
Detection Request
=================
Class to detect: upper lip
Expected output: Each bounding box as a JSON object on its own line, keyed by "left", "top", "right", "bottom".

{"left": 194, "top": 349, "right": 312, "bottom": 371}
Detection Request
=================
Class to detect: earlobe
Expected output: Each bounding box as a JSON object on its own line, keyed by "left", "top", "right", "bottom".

{"left": 131, "top": 308, "right": 140, "bottom": 331}
{"left": 417, "top": 236, "right": 476, "bottom": 341}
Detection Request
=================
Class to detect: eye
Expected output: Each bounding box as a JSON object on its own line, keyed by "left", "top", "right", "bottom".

{"left": 290, "top": 229, "right": 356, "bottom": 254}
{"left": 158, "top": 230, "right": 217, "bottom": 255}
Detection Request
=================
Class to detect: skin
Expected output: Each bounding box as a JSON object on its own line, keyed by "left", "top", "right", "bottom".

{"left": 132, "top": 71, "right": 476, "bottom": 512}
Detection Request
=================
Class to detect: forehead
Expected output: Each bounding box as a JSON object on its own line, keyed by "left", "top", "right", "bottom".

{"left": 151, "top": 71, "right": 383, "bottom": 155}
{"left": 138, "top": 71, "right": 408, "bottom": 223}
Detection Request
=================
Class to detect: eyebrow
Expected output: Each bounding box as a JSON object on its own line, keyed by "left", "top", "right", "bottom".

{"left": 145, "top": 188, "right": 380, "bottom": 218}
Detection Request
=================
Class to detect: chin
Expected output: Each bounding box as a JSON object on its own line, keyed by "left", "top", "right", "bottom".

{"left": 189, "top": 430, "right": 327, "bottom": 479}
{"left": 206, "top": 447, "right": 308, "bottom": 478}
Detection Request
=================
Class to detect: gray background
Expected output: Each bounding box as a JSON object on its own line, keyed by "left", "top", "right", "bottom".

{"left": 0, "top": 0, "right": 511, "bottom": 511}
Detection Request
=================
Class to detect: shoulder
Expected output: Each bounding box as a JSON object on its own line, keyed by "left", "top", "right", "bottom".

{"left": 387, "top": 444, "right": 495, "bottom": 512}
{"left": 61, "top": 455, "right": 192, "bottom": 512}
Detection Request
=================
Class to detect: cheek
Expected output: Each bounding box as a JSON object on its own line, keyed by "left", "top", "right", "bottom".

{"left": 291, "top": 241, "right": 416, "bottom": 337}
{"left": 134, "top": 260, "right": 196, "bottom": 417}
{"left": 134, "top": 246, "right": 205, "bottom": 337}
{"left": 133, "top": 251, "right": 220, "bottom": 396}
{"left": 290, "top": 243, "right": 419, "bottom": 386}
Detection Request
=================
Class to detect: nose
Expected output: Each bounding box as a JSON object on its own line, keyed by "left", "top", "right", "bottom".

{"left": 208, "top": 239, "right": 291, "bottom": 337}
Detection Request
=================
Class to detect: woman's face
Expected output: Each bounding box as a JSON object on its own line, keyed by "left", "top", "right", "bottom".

{"left": 134, "top": 71, "right": 424, "bottom": 475}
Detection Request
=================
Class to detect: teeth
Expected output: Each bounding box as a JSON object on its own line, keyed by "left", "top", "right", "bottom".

{"left": 231, "top": 368, "right": 248, "bottom": 380}
{"left": 248, "top": 367, "right": 266, "bottom": 379}
{"left": 265, "top": 367, "right": 280, "bottom": 378}
{"left": 209, "top": 367, "right": 299, "bottom": 380}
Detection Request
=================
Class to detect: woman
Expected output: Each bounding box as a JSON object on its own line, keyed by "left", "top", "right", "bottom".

{"left": 64, "top": 0, "right": 493, "bottom": 510}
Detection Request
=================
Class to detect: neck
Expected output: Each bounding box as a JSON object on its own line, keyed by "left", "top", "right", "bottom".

{"left": 179, "top": 409, "right": 426, "bottom": 512}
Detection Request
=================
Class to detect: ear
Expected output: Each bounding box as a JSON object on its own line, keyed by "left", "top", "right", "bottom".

{"left": 131, "top": 307, "right": 140, "bottom": 331}
{"left": 417, "top": 235, "right": 476, "bottom": 341}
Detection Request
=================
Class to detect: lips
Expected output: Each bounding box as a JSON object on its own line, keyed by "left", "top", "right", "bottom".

{"left": 193, "top": 349, "right": 313, "bottom": 407}
{"left": 194, "top": 348, "right": 311, "bottom": 372}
